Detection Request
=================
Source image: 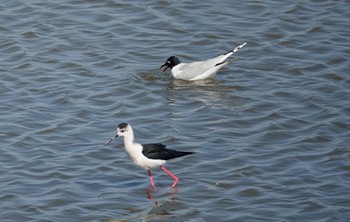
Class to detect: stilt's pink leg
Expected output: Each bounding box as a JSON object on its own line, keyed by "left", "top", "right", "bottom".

{"left": 148, "top": 169, "right": 156, "bottom": 188}
{"left": 160, "top": 166, "right": 179, "bottom": 187}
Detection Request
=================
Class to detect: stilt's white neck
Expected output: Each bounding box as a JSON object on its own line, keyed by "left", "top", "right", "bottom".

{"left": 123, "top": 127, "right": 135, "bottom": 151}
{"left": 121, "top": 127, "right": 143, "bottom": 165}
{"left": 124, "top": 135, "right": 134, "bottom": 147}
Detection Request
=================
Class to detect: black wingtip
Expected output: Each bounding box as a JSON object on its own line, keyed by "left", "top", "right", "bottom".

{"left": 179, "top": 151, "right": 195, "bottom": 157}
{"left": 215, "top": 61, "right": 227, "bottom": 67}
{"left": 224, "top": 42, "right": 247, "bottom": 55}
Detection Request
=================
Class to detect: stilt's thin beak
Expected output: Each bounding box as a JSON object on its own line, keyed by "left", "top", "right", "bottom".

{"left": 160, "top": 64, "right": 169, "bottom": 72}
{"left": 105, "top": 134, "right": 118, "bottom": 146}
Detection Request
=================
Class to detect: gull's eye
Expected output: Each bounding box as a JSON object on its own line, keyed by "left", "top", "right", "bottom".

{"left": 121, "top": 129, "right": 125, "bottom": 133}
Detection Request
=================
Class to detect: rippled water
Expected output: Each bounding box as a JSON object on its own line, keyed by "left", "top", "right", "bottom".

{"left": 1, "top": 0, "right": 350, "bottom": 221}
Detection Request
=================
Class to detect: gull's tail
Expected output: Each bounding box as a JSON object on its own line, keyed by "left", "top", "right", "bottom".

{"left": 224, "top": 42, "right": 247, "bottom": 55}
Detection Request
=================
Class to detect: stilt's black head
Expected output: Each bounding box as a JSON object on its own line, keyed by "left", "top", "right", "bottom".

{"left": 118, "top": 123, "right": 129, "bottom": 129}
{"left": 160, "top": 56, "right": 181, "bottom": 72}
{"left": 105, "top": 123, "right": 130, "bottom": 146}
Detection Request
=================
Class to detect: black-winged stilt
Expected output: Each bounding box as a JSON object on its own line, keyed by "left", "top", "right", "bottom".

{"left": 105, "top": 123, "right": 194, "bottom": 188}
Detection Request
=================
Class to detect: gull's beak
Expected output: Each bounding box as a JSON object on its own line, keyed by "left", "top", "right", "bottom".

{"left": 105, "top": 134, "right": 118, "bottom": 146}
{"left": 160, "top": 63, "right": 169, "bottom": 72}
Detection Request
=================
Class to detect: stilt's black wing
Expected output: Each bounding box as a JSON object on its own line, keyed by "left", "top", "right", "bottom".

{"left": 142, "top": 143, "right": 194, "bottom": 160}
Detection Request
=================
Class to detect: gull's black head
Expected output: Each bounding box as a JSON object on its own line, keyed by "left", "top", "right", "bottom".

{"left": 160, "top": 56, "right": 181, "bottom": 72}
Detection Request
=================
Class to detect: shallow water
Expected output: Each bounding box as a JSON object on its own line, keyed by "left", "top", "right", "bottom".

{"left": 1, "top": 0, "right": 350, "bottom": 221}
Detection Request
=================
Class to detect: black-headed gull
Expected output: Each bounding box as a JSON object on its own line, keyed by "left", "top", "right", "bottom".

{"left": 105, "top": 123, "right": 194, "bottom": 188}
{"left": 160, "top": 42, "right": 247, "bottom": 81}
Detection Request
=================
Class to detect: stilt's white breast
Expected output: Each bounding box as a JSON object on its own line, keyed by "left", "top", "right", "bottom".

{"left": 124, "top": 141, "right": 166, "bottom": 170}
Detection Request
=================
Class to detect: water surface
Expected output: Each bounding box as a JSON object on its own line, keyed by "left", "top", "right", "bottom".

{"left": 1, "top": 0, "right": 350, "bottom": 221}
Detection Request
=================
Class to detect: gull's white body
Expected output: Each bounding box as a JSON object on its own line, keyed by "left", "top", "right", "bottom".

{"left": 171, "top": 55, "right": 230, "bottom": 81}
{"left": 163, "top": 42, "right": 246, "bottom": 81}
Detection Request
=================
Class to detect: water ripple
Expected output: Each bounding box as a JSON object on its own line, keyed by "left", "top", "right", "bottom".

{"left": 1, "top": 0, "right": 350, "bottom": 221}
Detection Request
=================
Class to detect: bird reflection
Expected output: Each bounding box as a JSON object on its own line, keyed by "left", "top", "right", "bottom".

{"left": 146, "top": 186, "right": 178, "bottom": 207}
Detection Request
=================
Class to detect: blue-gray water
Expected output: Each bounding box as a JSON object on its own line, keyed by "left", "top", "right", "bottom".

{"left": 1, "top": 1, "right": 350, "bottom": 221}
